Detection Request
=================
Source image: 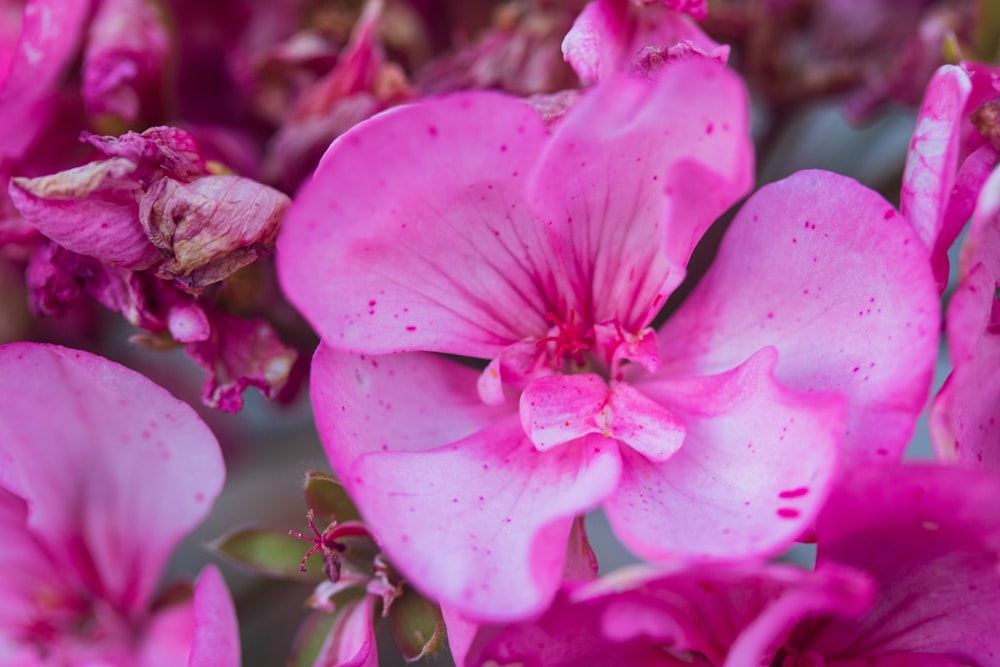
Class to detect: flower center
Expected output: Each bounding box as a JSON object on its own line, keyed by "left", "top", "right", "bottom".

{"left": 536, "top": 310, "right": 592, "bottom": 371}
{"left": 18, "top": 591, "right": 132, "bottom": 663}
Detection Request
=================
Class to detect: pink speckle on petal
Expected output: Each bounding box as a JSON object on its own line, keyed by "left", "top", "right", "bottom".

{"left": 777, "top": 508, "right": 800, "bottom": 518}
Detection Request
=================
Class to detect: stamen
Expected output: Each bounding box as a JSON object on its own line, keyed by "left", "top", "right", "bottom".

{"left": 289, "top": 509, "right": 347, "bottom": 581}
{"left": 536, "top": 310, "right": 590, "bottom": 367}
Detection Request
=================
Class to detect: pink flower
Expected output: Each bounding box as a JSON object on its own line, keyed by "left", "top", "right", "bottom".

{"left": 9, "top": 126, "right": 289, "bottom": 289}
{"left": 901, "top": 65, "right": 998, "bottom": 290}
{"left": 0, "top": 342, "right": 239, "bottom": 666}
{"left": 463, "top": 463, "right": 1000, "bottom": 666}
{"left": 931, "top": 162, "right": 1000, "bottom": 470}
{"left": 278, "top": 62, "right": 938, "bottom": 620}
{"left": 563, "top": 0, "right": 728, "bottom": 84}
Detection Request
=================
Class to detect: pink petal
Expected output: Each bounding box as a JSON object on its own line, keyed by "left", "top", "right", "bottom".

{"left": 84, "top": 126, "right": 209, "bottom": 179}
{"left": 468, "top": 583, "right": 684, "bottom": 667}
{"left": 9, "top": 160, "right": 161, "bottom": 269}
{"left": 0, "top": 0, "right": 91, "bottom": 160}
{"left": 806, "top": 464, "right": 1000, "bottom": 663}
{"left": 139, "top": 174, "right": 288, "bottom": 288}
{"left": 605, "top": 380, "right": 685, "bottom": 462}
{"left": 0, "top": 487, "right": 55, "bottom": 632}
{"left": 311, "top": 595, "right": 378, "bottom": 667}
{"left": 0, "top": 343, "right": 225, "bottom": 616}
{"left": 441, "top": 606, "right": 482, "bottom": 667}
{"left": 930, "top": 264, "right": 1000, "bottom": 469}
{"left": 520, "top": 373, "right": 610, "bottom": 450}
{"left": 563, "top": 0, "right": 724, "bottom": 84}
{"left": 833, "top": 655, "right": 973, "bottom": 667}
{"left": 469, "top": 563, "right": 870, "bottom": 667}
{"left": 311, "top": 344, "right": 511, "bottom": 467}
{"left": 965, "top": 162, "right": 1000, "bottom": 278}
{"left": 168, "top": 301, "right": 211, "bottom": 343}
{"left": 658, "top": 170, "right": 938, "bottom": 464}
{"left": 900, "top": 65, "right": 971, "bottom": 251}
{"left": 930, "top": 143, "right": 997, "bottom": 289}
{"left": 652, "top": 0, "right": 708, "bottom": 20}
{"left": 528, "top": 60, "right": 752, "bottom": 330}
{"left": 25, "top": 242, "right": 169, "bottom": 331}
{"left": 187, "top": 565, "right": 240, "bottom": 667}
{"left": 182, "top": 307, "right": 298, "bottom": 413}
{"left": 562, "top": 0, "right": 623, "bottom": 84}
{"left": 82, "top": 0, "right": 172, "bottom": 122}
{"left": 278, "top": 91, "right": 559, "bottom": 358}
{"left": 606, "top": 348, "right": 843, "bottom": 562}
{"left": 722, "top": 564, "right": 874, "bottom": 667}
{"left": 310, "top": 345, "right": 621, "bottom": 621}
{"left": 135, "top": 598, "right": 194, "bottom": 667}
{"left": 520, "top": 373, "right": 685, "bottom": 461}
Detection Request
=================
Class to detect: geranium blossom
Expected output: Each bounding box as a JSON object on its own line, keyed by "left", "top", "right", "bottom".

{"left": 461, "top": 463, "right": 1000, "bottom": 666}
{"left": 0, "top": 342, "right": 239, "bottom": 666}
{"left": 278, "top": 58, "right": 937, "bottom": 621}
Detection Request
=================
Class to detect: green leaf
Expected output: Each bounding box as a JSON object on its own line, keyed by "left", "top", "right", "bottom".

{"left": 304, "top": 471, "right": 361, "bottom": 523}
{"left": 210, "top": 527, "right": 326, "bottom": 582}
{"left": 387, "top": 588, "right": 446, "bottom": 662}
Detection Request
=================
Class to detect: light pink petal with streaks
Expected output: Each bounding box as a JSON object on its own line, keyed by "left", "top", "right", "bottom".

{"left": 278, "top": 92, "right": 559, "bottom": 358}
{"left": 607, "top": 348, "right": 842, "bottom": 562}
{"left": 311, "top": 344, "right": 621, "bottom": 622}
{"left": 528, "top": 60, "right": 752, "bottom": 331}
{"left": 658, "top": 170, "right": 938, "bottom": 464}
{"left": 0, "top": 343, "right": 225, "bottom": 617}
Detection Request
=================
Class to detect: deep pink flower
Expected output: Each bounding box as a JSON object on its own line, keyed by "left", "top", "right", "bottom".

{"left": 563, "top": 0, "right": 727, "bottom": 84}
{"left": 278, "top": 62, "right": 937, "bottom": 620}
{"left": 462, "top": 464, "right": 1000, "bottom": 666}
{"left": 0, "top": 342, "right": 239, "bottom": 666}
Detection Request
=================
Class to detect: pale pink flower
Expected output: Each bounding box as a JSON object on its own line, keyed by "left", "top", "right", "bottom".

{"left": 0, "top": 342, "right": 239, "bottom": 666}
{"left": 462, "top": 464, "right": 1000, "bottom": 667}
{"left": 278, "top": 61, "right": 938, "bottom": 620}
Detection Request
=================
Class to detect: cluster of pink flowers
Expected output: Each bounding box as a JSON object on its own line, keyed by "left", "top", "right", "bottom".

{"left": 2, "top": 0, "right": 1000, "bottom": 665}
